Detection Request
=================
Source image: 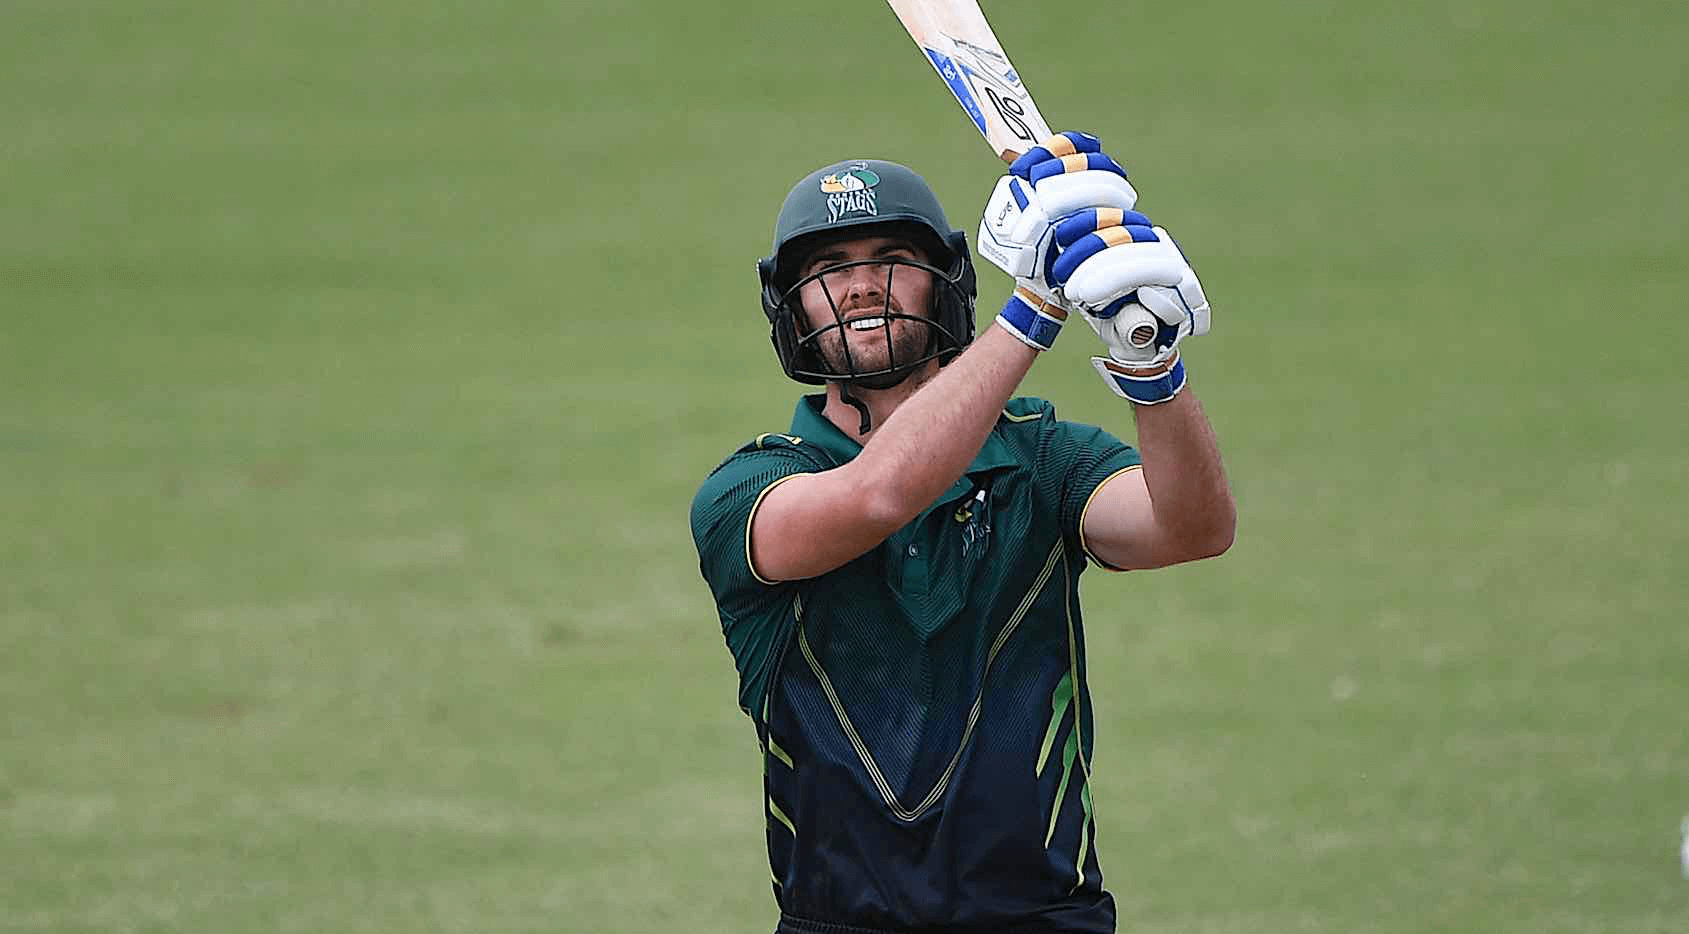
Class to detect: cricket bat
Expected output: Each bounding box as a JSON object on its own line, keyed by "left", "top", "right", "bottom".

{"left": 883, "top": 0, "right": 1054, "bottom": 164}
{"left": 886, "top": 1, "right": 1168, "bottom": 355}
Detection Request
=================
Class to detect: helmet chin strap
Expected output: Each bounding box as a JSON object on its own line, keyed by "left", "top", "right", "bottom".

{"left": 836, "top": 381, "right": 875, "bottom": 436}
{"left": 831, "top": 323, "right": 936, "bottom": 435}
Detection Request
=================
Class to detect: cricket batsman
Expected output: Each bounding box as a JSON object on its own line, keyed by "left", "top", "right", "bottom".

{"left": 690, "top": 132, "right": 1235, "bottom": 933}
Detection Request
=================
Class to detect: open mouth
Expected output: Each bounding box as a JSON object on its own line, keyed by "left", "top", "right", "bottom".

{"left": 846, "top": 316, "right": 889, "bottom": 331}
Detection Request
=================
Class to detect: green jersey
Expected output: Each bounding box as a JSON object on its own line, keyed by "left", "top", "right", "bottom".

{"left": 690, "top": 393, "right": 1140, "bottom": 933}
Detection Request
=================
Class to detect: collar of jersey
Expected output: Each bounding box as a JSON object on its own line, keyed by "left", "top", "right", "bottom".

{"left": 790, "top": 394, "right": 1018, "bottom": 495}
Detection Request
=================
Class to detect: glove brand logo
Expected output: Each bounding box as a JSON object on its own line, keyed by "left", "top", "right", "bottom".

{"left": 820, "top": 162, "right": 880, "bottom": 222}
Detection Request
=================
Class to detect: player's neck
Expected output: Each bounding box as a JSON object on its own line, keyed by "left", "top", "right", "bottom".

{"left": 822, "top": 364, "right": 939, "bottom": 443}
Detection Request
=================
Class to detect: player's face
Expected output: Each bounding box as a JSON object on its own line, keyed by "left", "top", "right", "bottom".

{"left": 794, "top": 235, "right": 937, "bottom": 378}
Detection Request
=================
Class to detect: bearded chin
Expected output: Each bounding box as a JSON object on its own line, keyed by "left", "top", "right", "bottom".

{"left": 819, "top": 319, "right": 936, "bottom": 388}
{"left": 851, "top": 368, "right": 909, "bottom": 391}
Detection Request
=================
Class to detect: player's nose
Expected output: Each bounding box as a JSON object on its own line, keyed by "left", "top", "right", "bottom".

{"left": 841, "top": 262, "right": 886, "bottom": 299}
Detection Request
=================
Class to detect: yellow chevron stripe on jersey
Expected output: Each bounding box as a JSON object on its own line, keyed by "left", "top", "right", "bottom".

{"left": 795, "top": 540, "right": 1067, "bottom": 822}
{"left": 768, "top": 795, "right": 796, "bottom": 835}
{"left": 1062, "top": 548, "right": 1097, "bottom": 891}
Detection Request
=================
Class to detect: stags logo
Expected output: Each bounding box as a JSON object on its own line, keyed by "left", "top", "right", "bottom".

{"left": 820, "top": 163, "right": 880, "bottom": 222}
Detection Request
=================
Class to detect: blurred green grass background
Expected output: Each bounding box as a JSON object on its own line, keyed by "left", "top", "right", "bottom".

{"left": 3, "top": 1, "right": 1686, "bottom": 931}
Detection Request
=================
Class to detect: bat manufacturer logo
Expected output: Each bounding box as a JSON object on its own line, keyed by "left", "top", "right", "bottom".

{"left": 937, "top": 33, "right": 1036, "bottom": 144}
{"left": 984, "top": 88, "right": 1034, "bottom": 141}
{"left": 820, "top": 163, "right": 881, "bottom": 222}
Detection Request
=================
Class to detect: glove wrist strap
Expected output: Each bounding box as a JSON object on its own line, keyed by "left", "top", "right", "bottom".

{"left": 1091, "top": 352, "right": 1186, "bottom": 405}
{"left": 996, "top": 286, "right": 1068, "bottom": 352}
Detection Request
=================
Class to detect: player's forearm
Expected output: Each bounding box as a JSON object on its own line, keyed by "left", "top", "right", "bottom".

{"left": 854, "top": 324, "right": 1036, "bottom": 523}
{"left": 1131, "top": 389, "right": 1235, "bottom": 556}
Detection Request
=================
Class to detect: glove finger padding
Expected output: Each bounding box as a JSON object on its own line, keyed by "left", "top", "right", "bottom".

{"left": 1050, "top": 223, "right": 1162, "bottom": 285}
{"left": 1008, "top": 130, "right": 1103, "bottom": 174}
{"left": 977, "top": 172, "right": 1140, "bottom": 281}
{"left": 977, "top": 132, "right": 1138, "bottom": 286}
{"left": 1024, "top": 168, "right": 1138, "bottom": 217}
{"left": 1053, "top": 209, "right": 1154, "bottom": 249}
{"left": 1061, "top": 239, "right": 1187, "bottom": 310}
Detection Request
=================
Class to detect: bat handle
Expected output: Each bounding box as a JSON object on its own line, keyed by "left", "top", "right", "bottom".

{"left": 1118, "top": 306, "right": 1160, "bottom": 348}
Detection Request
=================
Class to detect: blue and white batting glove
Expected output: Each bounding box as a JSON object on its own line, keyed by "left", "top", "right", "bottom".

{"left": 1048, "top": 213, "right": 1212, "bottom": 404}
{"left": 979, "top": 131, "right": 1139, "bottom": 352}
{"left": 978, "top": 132, "right": 1138, "bottom": 295}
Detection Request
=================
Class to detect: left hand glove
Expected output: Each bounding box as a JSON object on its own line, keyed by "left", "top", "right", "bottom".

{"left": 1048, "top": 213, "right": 1212, "bottom": 404}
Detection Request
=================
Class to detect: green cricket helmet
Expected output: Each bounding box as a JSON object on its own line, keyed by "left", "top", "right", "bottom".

{"left": 757, "top": 158, "right": 977, "bottom": 388}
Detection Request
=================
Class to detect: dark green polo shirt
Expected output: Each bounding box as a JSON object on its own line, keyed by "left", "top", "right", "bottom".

{"left": 690, "top": 393, "right": 1141, "bottom": 933}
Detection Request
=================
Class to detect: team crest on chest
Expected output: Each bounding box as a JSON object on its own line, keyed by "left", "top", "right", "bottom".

{"left": 820, "top": 163, "right": 880, "bottom": 222}
{"left": 954, "top": 488, "right": 991, "bottom": 556}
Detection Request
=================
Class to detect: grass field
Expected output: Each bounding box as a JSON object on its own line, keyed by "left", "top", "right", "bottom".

{"left": 3, "top": 1, "right": 1687, "bottom": 931}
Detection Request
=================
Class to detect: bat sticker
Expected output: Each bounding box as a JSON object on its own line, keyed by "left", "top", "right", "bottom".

{"left": 924, "top": 47, "right": 990, "bottom": 136}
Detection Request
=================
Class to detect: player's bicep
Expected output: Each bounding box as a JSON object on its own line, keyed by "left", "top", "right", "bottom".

{"left": 691, "top": 452, "right": 810, "bottom": 609}
{"left": 748, "top": 465, "right": 902, "bottom": 583}
{"left": 1078, "top": 466, "right": 1170, "bottom": 571}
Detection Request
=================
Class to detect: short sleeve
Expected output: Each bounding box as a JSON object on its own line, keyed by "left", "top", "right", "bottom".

{"left": 1044, "top": 419, "right": 1142, "bottom": 562}
{"left": 689, "top": 440, "right": 820, "bottom": 715}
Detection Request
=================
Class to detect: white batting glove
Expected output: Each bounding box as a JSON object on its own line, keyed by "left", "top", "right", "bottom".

{"left": 1048, "top": 214, "right": 1211, "bottom": 404}
{"left": 979, "top": 131, "right": 1138, "bottom": 351}
{"left": 978, "top": 132, "right": 1138, "bottom": 284}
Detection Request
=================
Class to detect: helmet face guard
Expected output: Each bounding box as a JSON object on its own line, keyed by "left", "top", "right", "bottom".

{"left": 757, "top": 159, "right": 978, "bottom": 388}
{"left": 760, "top": 238, "right": 976, "bottom": 388}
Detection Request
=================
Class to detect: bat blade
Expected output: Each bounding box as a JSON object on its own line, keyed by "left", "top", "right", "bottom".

{"left": 884, "top": 0, "right": 1053, "bottom": 163}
